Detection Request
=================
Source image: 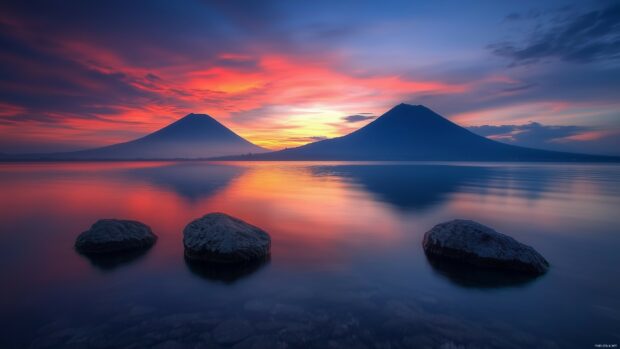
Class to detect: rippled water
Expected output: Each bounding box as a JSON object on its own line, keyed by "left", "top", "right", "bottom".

{"left": 0, "top": 161, "right": 619, "bottom": 348}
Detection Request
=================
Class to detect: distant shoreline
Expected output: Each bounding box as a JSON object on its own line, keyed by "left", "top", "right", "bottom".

{"left": 1, "top": 157, "right": 619, "bottom": 164}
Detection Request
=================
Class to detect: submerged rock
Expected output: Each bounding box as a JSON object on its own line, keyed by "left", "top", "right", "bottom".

{"left": 75, "top": 219, "right": 157, "bottom": 254}
{"left": 212, "top": 318, "right": 254, "bottom": 345}
{"left": 184, "top": 254, "right": 269, "bottom": 283}
{"left": 425, "top": 253, "right": 543, "bottom": 288}
{"left": 81, "top": 247, "right": 152, "bottom": 271}
{"left": 183, "top": 212, "right": 271, "bottom": 263}
{"left": 422, "top": 220, "right": 549, "bottom": 274}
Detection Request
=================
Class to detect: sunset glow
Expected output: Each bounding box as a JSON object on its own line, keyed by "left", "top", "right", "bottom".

{"left": 0, "top": 1, "right": 619, "bottom": 155}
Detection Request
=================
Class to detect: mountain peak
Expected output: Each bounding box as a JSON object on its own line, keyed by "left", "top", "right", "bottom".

{"left": 164, "top": 113, "right": 222, "bottom": 130}
{"left": 179, "top": 113, "right": 215, "bottom": 122}
{"left": 390, "top": 103, "right": 433, "bottom": 113}
{"left": 373, "top": 104, "right": 447, "bottom": 128}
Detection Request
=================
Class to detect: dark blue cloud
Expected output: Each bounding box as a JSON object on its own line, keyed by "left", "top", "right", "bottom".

{"left": 0, "top": 0, "right": 285, "bottom": 67}
{"left": 342, "top": 114, "right": 376, "bottom": 123}
{"left": 0, "top": 30, "right": 158, "bottom": 123}
{"left": 468, "top": 122, "right": 620, "bottom": 156}
{"left": 286, "top": 136, "right": 328, "bottom": 144}
{"left": 468, "top": 122, "right": 587, "bottom": 141}
{"left": 490, "top": 3, "right": 620, "bottom": 64}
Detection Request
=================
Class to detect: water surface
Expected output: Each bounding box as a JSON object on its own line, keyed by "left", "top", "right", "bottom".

{"left": 0, "top": 161, "right": 619, "bottom": 348}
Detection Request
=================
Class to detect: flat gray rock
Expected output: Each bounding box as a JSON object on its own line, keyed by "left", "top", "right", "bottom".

{"left": 423, "top": 219, "right": 549, "bottom": 274}
{"left": 183, "top": 213, "right": 271, "bottom": 263}
{"left": 75, "top": 219, "right": 157, "bottom": 254}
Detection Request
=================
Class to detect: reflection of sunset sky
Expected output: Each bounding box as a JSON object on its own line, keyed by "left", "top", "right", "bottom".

{"left": 2, "top": 161, "right": 619, "bottom": 299}
{"left": 0, "top": 1, "right": 619, "bottom": 154}
{"left": 0, "top": 162, "right": 404, "bottom": 289}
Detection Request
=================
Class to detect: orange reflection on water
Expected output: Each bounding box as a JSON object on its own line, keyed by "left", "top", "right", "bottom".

{"left": 200, "top": 163, "right": 403, "bottom": 267}
{"left": 0, "top": 161, "right": 405, "bottom": 294}
{"left": 2, "top": 161, "right": 620, "bottom": 305}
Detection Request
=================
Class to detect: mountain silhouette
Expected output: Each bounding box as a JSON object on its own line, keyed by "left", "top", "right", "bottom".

{"left": 223, "top": 104, "right": 615, "bottom": 161}
{"left": 53, "top": 113, "right": 265, "bottom": 159}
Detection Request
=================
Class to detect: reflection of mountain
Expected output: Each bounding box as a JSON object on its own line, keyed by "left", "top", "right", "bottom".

{"left": 464, "top": 165, "right": 576, "bottom": 201}
{"left": 311, "top": 164, "right": 492, "bottom": 211}
{"left": 117, "top": 162, "right": 245, "bottom": 201}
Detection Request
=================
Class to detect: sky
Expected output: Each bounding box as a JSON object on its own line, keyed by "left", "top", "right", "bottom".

{"left": 0, "top": 0, "right": 619, "bottom": 155}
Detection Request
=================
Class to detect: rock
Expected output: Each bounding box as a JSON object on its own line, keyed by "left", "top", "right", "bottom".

{"left": 254, "top": 320, "right": 287, "bottom": 332}
{"left": 158, "top": 313, "right": 205, "bottom": 328}
{"left": 183, "top": 213, "right": 271, "bottom": 263}
{"left": 233, "top": 335, "right": 287, "bottom": 349}
{"left": 199, "top": 333, "right": 222, "bottom": 349}
{"left": 151, "top": 340, "right": 185, "bottom": 349}
{"left": 212, "top": 319, "right": 254, "bottom": 345}
{"left": 327, "top": 337, "right": 369, "bottom": 349}
{"left": 384, "top": 300, "right": 421, "bottom": 320}
{"left": 276, "top": 322, "right": 316, "bottom": 345}
{"left": 271, "top": 304, "right": 305, "bottom": 319}
{"left": 75, "top": 219, "right": 156, "bottom": 254}
{"left": 244, "top": 299, "right": 275, "bottom": 313}
{"left": 128, "top": 305, "right": 156, "bottom": 317}
{"left": 423, "top": 220, "right": 549, "bottom": 274}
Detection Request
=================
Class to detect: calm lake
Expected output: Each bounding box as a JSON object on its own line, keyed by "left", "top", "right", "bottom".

{"left": 1, "top": 161, "right": 619, "bottom": 348}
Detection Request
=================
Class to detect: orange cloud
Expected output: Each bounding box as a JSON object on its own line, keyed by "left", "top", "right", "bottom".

{"left": 0, "top": 29, "right": 471, "bottom": 151}
{"left": 452, "top": 101, "right": 585, "bottom": 126}
{"left": 558, "top": 130, "right": 619, "bottom": 142}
